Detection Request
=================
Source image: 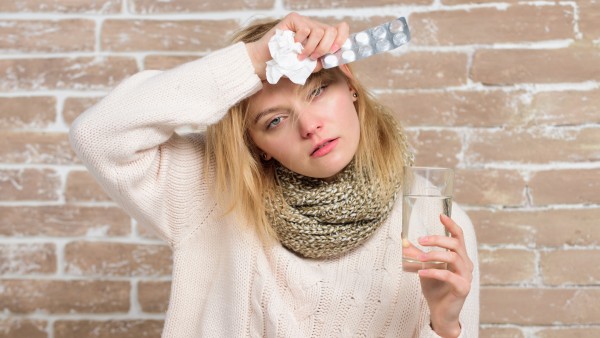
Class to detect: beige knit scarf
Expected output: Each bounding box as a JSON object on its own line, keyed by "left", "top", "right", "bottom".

{"left": 265, "top": 161, "right": 399, "bottom": 259}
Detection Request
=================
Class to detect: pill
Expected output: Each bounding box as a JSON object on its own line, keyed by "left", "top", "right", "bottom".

{"left": 355, "top": 31, "right": 371, "bottom": 46}
{"left": 358, "top": 45, "right": 374, "bottom": 58}
{"left": 341, "top": 50, "right": 356, "bottom": 62}
{"left": 341, "top": 38, "right": 354, "bottom": 50}
{"left": 393, "top": 32, "right": 409, "bottom": 46}
{"left": 322, "top": 54, "right": 339, "bottom": 68}
{"left": 388, "top": 19, "right": 405, "bottom": 34}
{"left": 371, "top": 26, "right": 388, "bottom": 40}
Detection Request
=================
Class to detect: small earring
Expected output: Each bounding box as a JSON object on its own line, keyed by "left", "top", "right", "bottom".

{"left": 261, "top": 152, "right": 269, "bottom": 161}
{"left": 352, "top": 92, "right": 358, "bottom": 98}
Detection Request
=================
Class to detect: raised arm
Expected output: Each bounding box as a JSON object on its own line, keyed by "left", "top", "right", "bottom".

{"left": 69, "top": 43, "right": 262, "bottom": 246}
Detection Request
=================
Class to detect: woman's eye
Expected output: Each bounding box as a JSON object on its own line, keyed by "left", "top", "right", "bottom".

{"left": 310, "top": 85, "right": 328, "bottom": 98}
{"left": 267, "top": 116, "right": 283, "bottom": 129}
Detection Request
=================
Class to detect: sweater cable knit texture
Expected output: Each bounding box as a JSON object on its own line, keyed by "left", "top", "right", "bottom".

{"left": 69, "top": 42, "right": 480, "bottom": 337}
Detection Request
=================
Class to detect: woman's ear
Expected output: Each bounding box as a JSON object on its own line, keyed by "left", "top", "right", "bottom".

{"left": 339, "top": 65, "right": 358, "bottom": 99}
{"left": 260, "top": 152, "right": 272, "bottom": 161}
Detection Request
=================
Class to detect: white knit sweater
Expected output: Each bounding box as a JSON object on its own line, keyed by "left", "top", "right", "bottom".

{"left": 70, "top": 42, "right": 479, "bottom": 337}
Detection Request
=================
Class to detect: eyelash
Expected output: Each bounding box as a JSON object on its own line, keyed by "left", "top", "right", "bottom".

{"left": 310, "top": 84, "right": 329, "bottom": 99}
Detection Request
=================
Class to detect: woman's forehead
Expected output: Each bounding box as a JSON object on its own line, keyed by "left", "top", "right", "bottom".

{"left": 250, "top": 79, "right": 296, "bottom": 107}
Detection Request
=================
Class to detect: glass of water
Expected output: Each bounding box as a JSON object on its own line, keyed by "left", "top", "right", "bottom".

{"left": 402, "top": 166, "right": 454, "bottom": 273}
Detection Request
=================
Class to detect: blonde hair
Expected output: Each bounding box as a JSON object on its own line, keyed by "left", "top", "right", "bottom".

{"left": 205, "top": 18, "right": 411, "bottom": 241}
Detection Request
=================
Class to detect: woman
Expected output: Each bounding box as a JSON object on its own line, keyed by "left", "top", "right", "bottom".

{"left": 70, "top": 12, "right": 479, "bottom": 337}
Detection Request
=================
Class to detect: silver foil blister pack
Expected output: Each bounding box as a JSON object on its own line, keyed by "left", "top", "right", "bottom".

{"left": 320, "top": 17, "right": 411, "bottom": 69}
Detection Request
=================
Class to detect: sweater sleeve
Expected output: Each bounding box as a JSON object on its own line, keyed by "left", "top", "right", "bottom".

{"left": 416, "top": 203, "right": 480, "bottom": 338}
{"left": 69, "top": 42, "right": 262, "bottom": 247}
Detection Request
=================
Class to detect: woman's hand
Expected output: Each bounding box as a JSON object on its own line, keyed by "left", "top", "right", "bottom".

{"left": 245, "top": 12, "right": 349, "bottom": 80}
{"left": 417, "top": 214, "right": 474, "bottom": 338}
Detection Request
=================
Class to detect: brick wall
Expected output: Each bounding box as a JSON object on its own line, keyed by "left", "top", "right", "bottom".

{"left": 1, "top": 0, "right": 599, "bottom": 337}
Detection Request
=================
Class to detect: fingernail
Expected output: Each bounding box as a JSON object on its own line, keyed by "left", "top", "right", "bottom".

{"left": 330, "top": 43, "right": 340, "bottom": 53}
{"left": 309, "top": 53, "right": 318, "bottom": 61}
{"left": 402, "top": 238, "right": 411, "bottom": 248}
{"left": 418, "top": 236, "right": 429, "bottom": 244}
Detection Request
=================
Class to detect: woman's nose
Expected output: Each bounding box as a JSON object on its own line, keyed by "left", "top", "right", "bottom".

{"left": 297, "top": 111, "right": 323, "bottom": 138}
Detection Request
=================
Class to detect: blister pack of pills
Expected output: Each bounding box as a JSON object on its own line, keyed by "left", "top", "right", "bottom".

{"left": 320, "top": 17, "right": 411, "bottom": 69}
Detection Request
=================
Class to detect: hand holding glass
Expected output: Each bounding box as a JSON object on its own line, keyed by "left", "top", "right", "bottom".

{"left": 402, "top": 167, "right": 454, "bottom": 273}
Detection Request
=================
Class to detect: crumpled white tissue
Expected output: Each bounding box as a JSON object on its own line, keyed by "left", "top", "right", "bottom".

{"left": 266, "top": 29, "right": 317, "bottom": 85}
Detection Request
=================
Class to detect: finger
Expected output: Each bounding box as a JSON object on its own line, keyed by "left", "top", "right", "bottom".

{"left": 402, "top": 238, "right": 425, "bottom": 260}
{"left": 419, "top": 250, "right": 471, "bottom": 277}
{"left": 278, "top": 13, "right": 311, "bottom": 43}
{"left": 419, "top": 232, "right": 473, "bottom": 276}
{"left": 309, "top": 26, "right": 338, "bottom": 59}
{"left": 402, "top": 239, "right": 428, "bottom": 273}
{"left": 293, "top": 24, "right": 311, "bottom": 45}
{"left": 440, "top": 214, "right": 465, "bottom": 242}
{"left": 418, "top": 234, "right": 461, "bottom": 253}
{"left": 419, "top": 235, "right": 471, "bottom": 272}
{"left": 300, "top": 26, "right": 325, "bottom": 60}
{"left": 418, "top": 268, "right": 471, "bottom": 298}
{"left": 332, "top": 21, "right": 350, "bottom": 52}
{"left": 441, "top": 214, "right": 472, "bottom": 262}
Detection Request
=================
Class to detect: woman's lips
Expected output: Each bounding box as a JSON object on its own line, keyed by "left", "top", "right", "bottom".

{"left": 311, "top": 138, "right": 339, "bottom": 157}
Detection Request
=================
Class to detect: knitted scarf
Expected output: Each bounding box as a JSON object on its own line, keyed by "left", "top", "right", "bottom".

{"left": 265, "top": 161, "right": 400, "bottom": 259}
